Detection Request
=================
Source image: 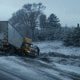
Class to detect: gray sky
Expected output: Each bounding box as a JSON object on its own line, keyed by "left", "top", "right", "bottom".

{"left": 0, "top": 0, "right": 80, "bottom": 26}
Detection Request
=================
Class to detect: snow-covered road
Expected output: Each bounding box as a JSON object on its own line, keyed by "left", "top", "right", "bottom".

{"left": 0, "top": 55, "right": 80, "bottom": 80}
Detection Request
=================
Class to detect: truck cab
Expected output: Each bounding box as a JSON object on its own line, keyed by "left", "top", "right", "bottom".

{"left": 21, "top": 38, "right": 40, "bottom": 57}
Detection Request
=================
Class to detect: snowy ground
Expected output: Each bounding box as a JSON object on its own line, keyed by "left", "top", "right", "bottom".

{"left": 33, "top": 41, "right": 80, "bottom": 56}
{"left": 0, "top": 56, "right": 80, "bottom": 80}
{"left": 0, "top": 41, "right": 80, "bottom": 80}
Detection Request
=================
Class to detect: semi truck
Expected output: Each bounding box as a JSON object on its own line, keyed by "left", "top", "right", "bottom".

{"left": 0, "top": 21, "right": 40, "bottom": 57}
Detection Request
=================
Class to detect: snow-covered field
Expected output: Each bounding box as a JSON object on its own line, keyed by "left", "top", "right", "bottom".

{"left": 34, "top": 41, "right": 80, "bottom": 56}
{"left": 0, "top": 41, "right": 80, "bottom": 80}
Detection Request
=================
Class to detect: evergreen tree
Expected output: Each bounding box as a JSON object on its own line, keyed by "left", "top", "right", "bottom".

{"left": 64, "top": 24, "right": 80, "bottom": 46}
{"left": 72, "top": 24, "right": 80, "bottom": 46}
{"left": 47, "top": 13, "right": 61, "bottom": 40}
{"left": 48, "top": 13, "right": 60, "bottom": 27}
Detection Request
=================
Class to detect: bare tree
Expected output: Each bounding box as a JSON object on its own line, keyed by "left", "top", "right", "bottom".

{"left": 10, "top": 3, "right": 45, "bottom": 40}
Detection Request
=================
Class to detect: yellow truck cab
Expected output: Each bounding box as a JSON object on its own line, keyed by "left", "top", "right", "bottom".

{"left": 21, "top": 38, "right": 40, "bottom": 57}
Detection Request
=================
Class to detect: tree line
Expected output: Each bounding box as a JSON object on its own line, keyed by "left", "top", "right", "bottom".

{"left": 9, "top": 3, "right": 80, "bottom": 47}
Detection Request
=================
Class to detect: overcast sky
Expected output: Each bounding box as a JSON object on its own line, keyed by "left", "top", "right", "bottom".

{"left": 0, "top": 0, "right": 80, "bottom": 26}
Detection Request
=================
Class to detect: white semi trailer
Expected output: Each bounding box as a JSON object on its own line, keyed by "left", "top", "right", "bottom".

{"left": 8, "top": 23, "right": 23, "bottom": 48}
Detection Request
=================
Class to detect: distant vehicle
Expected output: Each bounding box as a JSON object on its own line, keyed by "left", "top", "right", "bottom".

{"left": 0, "top": 21, "right": 40, "bottom": 57}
